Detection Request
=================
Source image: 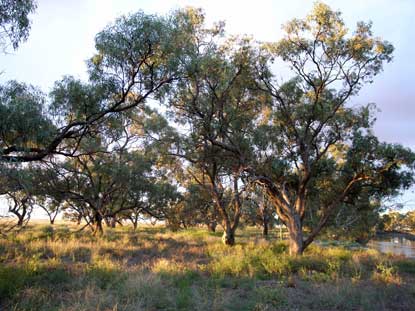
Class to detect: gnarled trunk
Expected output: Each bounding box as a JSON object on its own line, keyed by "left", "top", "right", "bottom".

{"left": 10, "top": 196, "right": 29, "bottom": 227}
{"left": 259, "top": 179, "right": 307, "bottom": 255}
{"left": 16, "top": 212, "right": 26, "bottom": 227}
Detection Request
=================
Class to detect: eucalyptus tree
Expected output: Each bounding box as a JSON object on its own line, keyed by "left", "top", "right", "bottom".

{"left": 4, "top": 191, "right": 32, "bottom": 227}
{"left": 34, "top": 195, "right": 62, "bottom": 225}
{"left": 0, "top": 8, "right": 201, "bottom": 232}
{"left": 307, "top": 187, "right": 383, "bottom": 243}
{"left": 247, "top": 2, "right": 415, "bottom": 254}
{"left": 40, "top": 102, "right": 180, "bottom": 234}
{"left": 242, "top": 187, "right": 275, "bottom": 236}
{"left": 165, "top": 11, "right": 263, "bottom": 244}
{"left": 0, "top": 0, "right": 37, "bottom": 51}
{"left": 183, "top": 183, "right": 218, "bottom": 232}
{"left": 0, "top": 81, "right": 55, "bottom": 162}
{"left": 0, "top": 8, "right": 199, "bottom": 163}
{"left": 46, "top": 148, "right": 152, "bottom": 235}
{"left": 165, "top": 3, "right": 415, "bottom": 253}
{"left": 402, "top": 211, "right": 415, "bottom": 231}
{"left": 123, "top": 181, "right": 181, "bottom": 231}
{"left": 378, "top": 212, "right": 406, "bottom": 232}
{"left": 0, "top": 163, "right": 43, "bottom": 229}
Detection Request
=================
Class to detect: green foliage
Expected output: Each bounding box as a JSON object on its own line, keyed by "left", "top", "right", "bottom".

{"left": 396, "top": 259, "right": 415, "bottom": 274}
{"left": 378, "top": 211, "right": 415, "bottom": 232}
{"left": 49, "top": 76, "right": 111, "bottom": 122}
{"left": 0, "top": 2, "right": 413, "bottom": 259}
{"left": 254, "top": 286, "right": 287, "bottom": 309}
{"left": 87, "top": 264, "right": 125, "bottom": 290}
{"left": 0, "top": 0, "right": 37, "bottom": 50}
{"left": 0, "top": 81, "right": 55, "bottom": 156}
{"left": 247, "top": 1, "right": 413, "bottom": 254}
{"left": 0, "top": 266, "right": 28, "bottom": 300}
{"left": 38, "top": 225, "right": 54, "bottom": 239}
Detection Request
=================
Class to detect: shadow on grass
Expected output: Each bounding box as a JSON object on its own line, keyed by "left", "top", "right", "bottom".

{"left": 3, "top": 261, "right": 413, "bottom": 311}
{"left": 1, "top": 226, "right": 415, "bottom": 310}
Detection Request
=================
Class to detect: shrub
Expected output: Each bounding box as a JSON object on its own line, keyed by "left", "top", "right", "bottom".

{"left": 372, "top": 261, "right": 401, "bottom": 285}
{"left": 0, "top": 266, "right": 28, "bottom": 300}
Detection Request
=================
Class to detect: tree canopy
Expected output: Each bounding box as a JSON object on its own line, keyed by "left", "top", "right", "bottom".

{"left": 0, "top": 0, "right": 37, "bottom": 51}
{"left": 1, "top": 3, "right": 414, "bottom": 254}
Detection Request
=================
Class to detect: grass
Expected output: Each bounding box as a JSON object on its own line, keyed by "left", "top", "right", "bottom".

{"left": 0, "top": 223, "right": 414, "bottom": 310}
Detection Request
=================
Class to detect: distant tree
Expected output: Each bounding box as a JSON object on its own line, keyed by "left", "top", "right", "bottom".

{"left": 317, "top": 191, "right": 382, "bottom": 244}
{"left": 5, "top": 191, "right": 32, "bottom": 227}
{"left": 243, "top": 188, "right": 276, "bottom": 237}
{"left": 183, "top": 184, "right": 218, "bottom": 232}
{"left": 402, "top": 211, "right": 415, "bottom": 231}
{"left": 0, "top": 164, "right": 39, "bottom": 228}
{"left": 33, "top": 195, "right": 62, "bottom": 225}
{"left": 379, "top": 212, "right": 405, "bottom": 232}
{"left": 51, "top": 148, "right": 156, "bottom": 235}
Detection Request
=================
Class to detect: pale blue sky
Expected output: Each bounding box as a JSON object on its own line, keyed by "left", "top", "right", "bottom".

{"left": 0, "top": 0, "right": 414, "bottom": 212}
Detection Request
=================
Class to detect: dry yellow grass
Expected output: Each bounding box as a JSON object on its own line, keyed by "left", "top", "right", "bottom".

{"left": 0, "top": 224, "right": 414, "bottom": 310}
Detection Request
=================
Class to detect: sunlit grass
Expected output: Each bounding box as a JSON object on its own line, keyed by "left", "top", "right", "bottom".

{"left": 0, "top": 224, "right": 414, "bottom": 310}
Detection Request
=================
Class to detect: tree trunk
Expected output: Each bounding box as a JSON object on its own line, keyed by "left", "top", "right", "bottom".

{"left": 212, "top": 175, "right": 241, "bottom": 246}
{"left": 93, "top": 213, "right": 104, "bottom": 236}
{"left": 287, "top": 214, "right": 304, "bottom": 255}
{"left": 207, "top": 221, "right": 217, "bottom": 232}
{"left": 95, "top": 221, "right": 103, "bottom": 236}
{"left": 131, "top": 215, "right": 139, "bottom": 231}
{"left": 49, "top": 211, "right": 58, "bottom": 225}
{"left": 222, "top": 221, "right": 235, "bottom": 246}
{"left": 13, "top": 206, "right": 26, "bottom": 227}
{"left": 265, "top": 187, "right": 306, "bottom": 254}
{"left": 262, "top": 216, "right": 269, "bottom": 236}
{"left": 16, "top": 214, "right": 25, "bottom": 227}
{"left": 110, "top": 216, "right": 116, "bottom": 228}
{"left": 104, "top": 217, "right": 111, "bottom": 227}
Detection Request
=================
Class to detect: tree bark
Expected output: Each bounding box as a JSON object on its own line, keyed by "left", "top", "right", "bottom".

{"left": 93, "top": 213, "right": 104, "bottom": 236}
{"left": 16, "top": 214, "right": 25, "bottom": 227}
{"left": 14, "top": 205, "right": 27, "bottom": 227}
{"left": 222, "top": 222, "right": 236, "bottom": 246}
{"left": 287, "top": 214, "right": 304, "bottom": 255}
{"left": 132, "top": 218, "right": 138, "bottom": 231}
{"left": 262, "top": 216, "right": 269, "bottom": 236}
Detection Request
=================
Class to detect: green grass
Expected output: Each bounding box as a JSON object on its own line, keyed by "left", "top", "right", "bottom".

{"left": 0, "top": 223, "right": 414, "bottom": 310}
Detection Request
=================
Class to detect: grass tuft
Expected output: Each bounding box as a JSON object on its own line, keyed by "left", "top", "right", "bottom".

{"left": 0, "top": 224, "right": 414, "bottom": 310}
